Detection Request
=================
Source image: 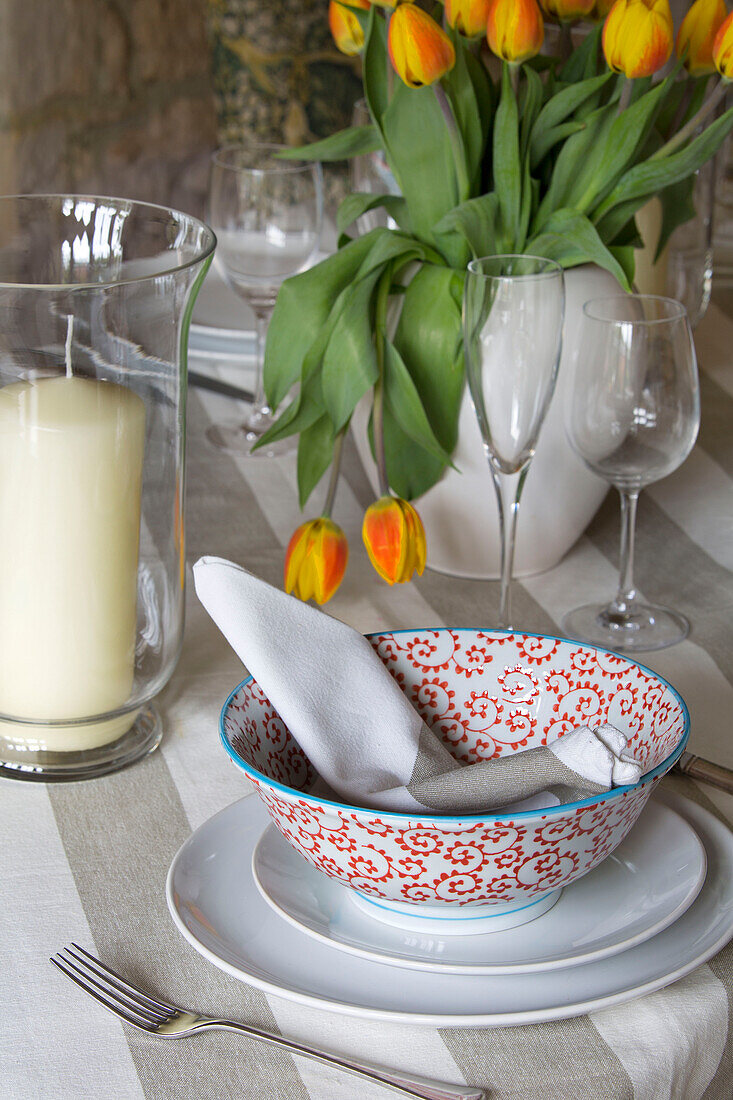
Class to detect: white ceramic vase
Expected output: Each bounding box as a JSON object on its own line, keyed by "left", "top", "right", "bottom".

{"left": 352, "top": 263, "right": 615, "bottom": 580}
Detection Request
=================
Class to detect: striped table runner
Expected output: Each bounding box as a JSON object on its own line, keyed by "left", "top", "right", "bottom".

{"left": 3, "top": 306, "right": 733, "bottom": 1100}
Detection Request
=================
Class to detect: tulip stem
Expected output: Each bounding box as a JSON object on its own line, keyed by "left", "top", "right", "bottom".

{"left": 668, "top": 80, "right": 694, "bottom": 143}
{"left": 509, "top": 62, "right": 519, "bottom": 99}
{"left": 617, "top": 77, "right": 633, "bottom": 116}
{"left": 434, "top": 82, "right": 470, "bottom": 203}
{"left": 373, "top": 264, "right": 392, "bottom": 498}
{"left": 323, "top": 426, "right": 346, "bottom": 519}
{"left": 558, "top": 24, "right": 573, "bottom": 64}
{"left": 651, "top": 77, "right": 729, "bottom": 160}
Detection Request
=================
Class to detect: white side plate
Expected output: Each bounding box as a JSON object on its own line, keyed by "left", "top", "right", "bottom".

{"left": 250, "top": 799, "right": 706, "bottom": 974}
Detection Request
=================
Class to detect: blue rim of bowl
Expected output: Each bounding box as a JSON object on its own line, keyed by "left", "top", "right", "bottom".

{"left": 218, "top": 628, "right": 690, "bottom": 823}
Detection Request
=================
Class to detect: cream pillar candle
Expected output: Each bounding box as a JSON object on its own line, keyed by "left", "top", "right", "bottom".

{"left": 0, "top": 373, "right": 145, "bottom": 750}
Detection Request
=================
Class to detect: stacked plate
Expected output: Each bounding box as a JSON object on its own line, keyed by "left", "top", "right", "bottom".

{"left": 166, "top": 790, "right": 733, "bottom": 1027}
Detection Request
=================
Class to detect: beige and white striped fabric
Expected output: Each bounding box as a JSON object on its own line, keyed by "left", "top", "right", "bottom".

{"left": 3, "top": 305, "right": 733, "bottom": 1100}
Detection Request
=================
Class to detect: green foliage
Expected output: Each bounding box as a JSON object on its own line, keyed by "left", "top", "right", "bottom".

{"left": 264, "top": 9, "right": 733, "bottom": 507}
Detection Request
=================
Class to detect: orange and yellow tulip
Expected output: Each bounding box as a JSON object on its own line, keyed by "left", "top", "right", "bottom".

{"left": 486, "top": 0, "right": 545, "bottom": 64}
{"left": 445, "top": 0, "right": 492, "bottom": 38}
{"left": 284, "top": 517, "right": 348, "bottom": 604}
{"left": 539, "top": 0, "right": 595, "bottom": 21}
{"left": 677, "top": 0, "right": 728, "bottom": 75}
{"left": 713, "top": 8, "right": 733, "bottom": 76}
{"left": 388, "top": 4, "right": 456, "bottom": 88}
{"left": 602, "top": 0, "right": 674, "bottom": 78}
{"left": 362, "top": 496, "right": 426, "bottom": 585}
{"left": 328, "top": 0, "right": 371, "bottom": 56}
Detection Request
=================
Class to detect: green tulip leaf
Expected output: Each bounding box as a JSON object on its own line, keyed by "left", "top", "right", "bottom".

{"left": 494, "top": 63, "right": 522, "bottom": 249}
{"left": 567, "top": 76, "right": 672, "bottom": 213}
{"left": 337, "top": 192, "right": 410, "bottom": 236}
{"left": 443, "top": 30, "right": 487, "bottom": 191}
{"left": 527, "top": 208, "right": 631, "bottom": 289}
{"left": 520, "top": 66, "right": 544, "bottom": 164}
{"left": 393, "top": 264, "right": 465, "bottom": 455}
{"left": 382, "top": 405, "right": 449, "bottom": 502}
{"left": 264, "top": 231, "right": 380, "bottom": 409}
{"left": 655, "top": 175, "right": 697, "bottom": 262}
{"left": 463, "top": 45, "right": 494, "bottom": 148}
{"left": 383, "top": 340, "right": 452, "bottom": 466}
{"left": 296, "top": 413, "right": 336, "bottom": 510}
{"left": 434, "top": 192, "right": 501, "bottom": 258}
{"left": 321, "top": 271, "right": 381, "bottom": 432}
{"left": 530, "top": 120, "right": 586, "bottom": 172}
{"left": 535, "top": 104, "right": 611, "bottom": 228}
{"left": 559, "top": 23, "right": 603, "bottom": 84}
{"left": 594, "top": 107, "right": 733, "bottom": 227}
{"left": 276, "top": 125, "right": 382, "bottom": 163}
{"left": 382, "top": 82, "right": 462, "bottom": 247}
{"left": 362, "top": 5, "right": 390, "bottom": 132}
{"left": 608, "top": 244, "right": 636, "bottom": 289}
{"left": 529, "top": 71, "right": 612, "bottom": 161}
{"left": 256, "top": 325, "right": 331, "bottom": 451}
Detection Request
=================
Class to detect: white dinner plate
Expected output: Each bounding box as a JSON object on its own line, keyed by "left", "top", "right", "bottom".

{"left": 250, "top": 799, "right": 706, "bottom": 975}
{"left": 165, "top": 791, "right": 733, "bottom": 1028}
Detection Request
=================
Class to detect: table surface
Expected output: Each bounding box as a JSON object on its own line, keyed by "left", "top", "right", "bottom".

{"left": 4, "top": 305, "right": 733, "bottom": 1100}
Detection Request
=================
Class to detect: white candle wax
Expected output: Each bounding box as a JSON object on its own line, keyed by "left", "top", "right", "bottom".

{"left": 0, "top": 375, "right": 145, "bottom": 751}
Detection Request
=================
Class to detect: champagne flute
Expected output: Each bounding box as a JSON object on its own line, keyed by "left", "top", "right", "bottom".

{"left": 563, "top": 295, "right": 700, "bottom": 652}
{"left": 463, "top": 255, "right": 565, "bottom": 628}
{"left": 206, "top": 142, "right": 323, "bottom": 455}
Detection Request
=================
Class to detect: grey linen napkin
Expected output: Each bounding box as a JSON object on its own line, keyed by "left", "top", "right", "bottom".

{"left": 194, "top": 557, "right": 642, "bottom": 813}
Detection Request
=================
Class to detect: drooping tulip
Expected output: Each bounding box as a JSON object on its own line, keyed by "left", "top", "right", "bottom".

{"left": 387, "top": 4, "right": 456, "bottom": 88}
{"left": 284, "top": 517, "right": 349, "bottom": 604}
{"left": 539, "top": 0, "right": 595, "bottom": 21}
{"left": 362, "top": 496, "right": 426, "bottom": 585}
{"left": 713, "top": 8, "right": 733, "bottom": 76}
{"left": 676, "top": 0, "right": 728, "bottom": 75}
{"left": 328, "top": 0, "right": 371, "bottom": 57}
{"left": 602, "top": 0, "right": 674, "bottom": 79}
{"left": 445, "top": 0, "right": 492, "bottom": 38}
{"left": 486, "top": 0, "right": 545, "bottom": 64}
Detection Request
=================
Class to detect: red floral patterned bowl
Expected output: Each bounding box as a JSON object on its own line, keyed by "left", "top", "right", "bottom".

{"left": 220, "top": 630, "right": 688, "bottom": 932}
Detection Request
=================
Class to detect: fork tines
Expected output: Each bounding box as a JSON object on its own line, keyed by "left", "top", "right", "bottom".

{"left": 50, "top": 943, "right": 177, "bottom": 1031}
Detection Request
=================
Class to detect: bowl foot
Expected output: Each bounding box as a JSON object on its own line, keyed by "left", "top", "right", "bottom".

{"left": 350, "top": 888, "right": 561, "bottom": 936}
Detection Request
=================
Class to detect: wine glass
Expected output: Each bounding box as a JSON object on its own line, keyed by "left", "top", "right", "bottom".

{"left": 463, "top": 255, "right": 565, "bottom": 628}
{"left": 563, "top": 295, "right": 700, "bottom": 652}
{"left": 206, "top": 142, "right": 323, "bottom": 455}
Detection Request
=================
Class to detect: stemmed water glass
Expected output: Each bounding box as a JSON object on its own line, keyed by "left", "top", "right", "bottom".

{"left": 463, "top": 255, "right": 565, "bottom": 628}
{"left": 206, "top": 142, "right": 323, "bottom": 455}
{"left": 563, "top": 295, "right": 700, "bottom": 652}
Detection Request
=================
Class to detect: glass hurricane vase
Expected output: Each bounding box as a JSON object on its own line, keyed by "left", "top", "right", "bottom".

{"left": 0, "top": 194, "right": 215, "bottom": 780}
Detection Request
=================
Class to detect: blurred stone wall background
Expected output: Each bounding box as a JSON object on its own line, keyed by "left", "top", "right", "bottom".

{"left": 0, "top": 0, "right": 360, "bottom": 220}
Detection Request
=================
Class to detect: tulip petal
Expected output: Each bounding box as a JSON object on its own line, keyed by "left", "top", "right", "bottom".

{"left": 285, "top": 518, "right": 348, "bottom": 603}
{"left": 602, "top": 0, "right": 674, "bottom": 78}
{"left": 487, "top": 0, "right": 545, "bottom": 64}
{"left": 388, "top": 5, "right": 456, "bottom": 88}
{"left": 362, "top": 496, "right": 426, "bottom": 585}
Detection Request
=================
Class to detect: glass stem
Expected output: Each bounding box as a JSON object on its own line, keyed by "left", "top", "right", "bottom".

{"left": 611, "top": 488, "right": 640, "bottom": 615}
{"left": 491, "top": 466, "right": 527, "bottom": 630}
{"left": 248, "top": 305, "right": 272, "bottom": 429}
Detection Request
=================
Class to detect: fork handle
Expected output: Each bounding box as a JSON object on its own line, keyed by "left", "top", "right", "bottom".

{"left": 201, "top": 1019, "right": 486, "bottom": 1100}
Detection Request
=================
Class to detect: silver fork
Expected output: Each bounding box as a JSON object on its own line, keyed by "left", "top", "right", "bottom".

{"left": 51, "top": 944, "right": 486, "bottom": 1100}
